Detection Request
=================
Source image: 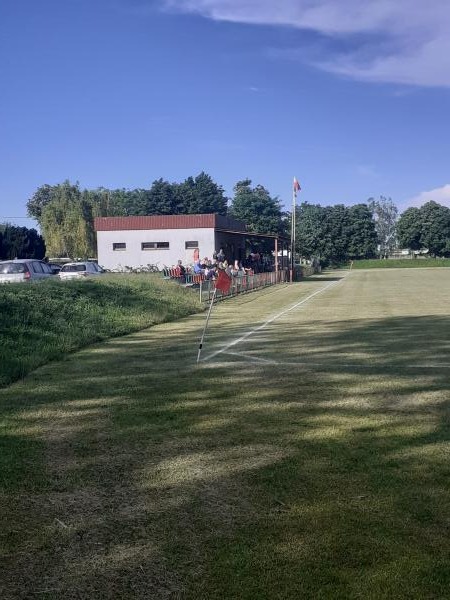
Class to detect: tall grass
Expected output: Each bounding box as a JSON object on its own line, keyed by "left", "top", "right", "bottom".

{"left": 0, "top": 274, "right": 202, "bottom": 387}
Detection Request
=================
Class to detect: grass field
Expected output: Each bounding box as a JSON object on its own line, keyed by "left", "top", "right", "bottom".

{"left": 1, "top": 268, "right": 450, "bottom": 598}
{"left": 0, "top": 274, "right": 201, "bottom": 387}
{"left": 350, "top": 258, "right": 450, "bottom": 269}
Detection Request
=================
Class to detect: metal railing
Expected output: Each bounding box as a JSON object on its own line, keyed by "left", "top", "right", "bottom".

{"left": 200, "top": 269, "right": 289, "bottom": 303}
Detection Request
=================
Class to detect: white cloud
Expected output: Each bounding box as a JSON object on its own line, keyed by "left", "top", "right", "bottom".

{"left": 404, "top": 184, "right": 450, "bottom": 209}
{"left": 161, "top": 0, "right": 450, "bottom": 87}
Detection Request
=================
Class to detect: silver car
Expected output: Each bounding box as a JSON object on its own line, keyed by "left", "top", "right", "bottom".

{"left": 0, "top": 259, "right": 55, "bottom": 283}
{"left": 58, "top": 261, "right": 104, "bottom": 280}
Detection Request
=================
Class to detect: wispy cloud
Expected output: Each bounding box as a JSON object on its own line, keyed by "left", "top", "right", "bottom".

{"left": 160, "top": 1, "right": 450, "bottom": 87}
{"left": 403, "top": 184, "right": 450, "bottom": 209}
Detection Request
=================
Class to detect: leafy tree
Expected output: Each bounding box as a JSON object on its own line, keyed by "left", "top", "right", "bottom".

{"left": 126, "top": 188, "right": 153, "bottom": 216}
{"left": 40, "top": 181, "right": 94, "bottom": 258}
{"left": 294, "top": 202, "right": 377, "bottom": 264}
{"left": 345, "top": 204, "right": 378, "bottom": 259}
{"left": 87, "top": 188, "right": 128, "bottom": 218}
{"left": 177, "top": 172, "right": 228, "bottom": 215}
{"left": 325, "top": 204, "right": 351, "bottom": 263}
{"left": 295, "top": 202, "right": 328, "bottom": 261}
{"left": 148, "top": 178, "right": 179, "bottom": 215}
{"left": 368, "top": 196, "right": 398, "bottom": 258}
{"left": 396, "top": 207, "right": 422, "bottom": 251}
{"left": 230, "top": 179, "right": 282, "bottom": 235}
{"left": 419, "top": 201, "right": 450, "bottom": 257}
{"left": 0, "top": 224, "right": 45, "bottom": 260}
{"left": 26, "top": 184, "right": 55, "bottom": 223}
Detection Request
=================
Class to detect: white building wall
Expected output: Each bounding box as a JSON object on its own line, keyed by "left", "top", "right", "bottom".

{"left": 96, "top": 228, "right": 216, "bottom": 270}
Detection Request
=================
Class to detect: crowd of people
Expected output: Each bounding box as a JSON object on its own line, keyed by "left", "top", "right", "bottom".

{"left": 170, "top": 248, "right": 273, "bottom": 281}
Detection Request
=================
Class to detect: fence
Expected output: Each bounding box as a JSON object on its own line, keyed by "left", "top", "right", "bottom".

{"left": 199, "top": 269, "right": 289, "bottom": 303}
{"left": 162, "top": 267, "right": 205, "bottom": 286}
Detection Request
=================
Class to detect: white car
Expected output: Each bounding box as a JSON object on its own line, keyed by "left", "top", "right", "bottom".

{"left": 0, "top": 259, "right": 55, "bottom": 283}
{"left": 58, "top": 261, "right": 104, "bottom": 280}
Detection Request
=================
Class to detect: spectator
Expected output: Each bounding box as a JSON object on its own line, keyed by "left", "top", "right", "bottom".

{"left": 193, "top": 260, "right": 203, "bottom": 274}
{"left": 177, "top": 260, "right": 186, "bottom": 276}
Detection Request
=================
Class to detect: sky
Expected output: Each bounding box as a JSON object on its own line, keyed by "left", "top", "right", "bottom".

{"left": 1, "top": 0, "right": 450, "bottom": 229}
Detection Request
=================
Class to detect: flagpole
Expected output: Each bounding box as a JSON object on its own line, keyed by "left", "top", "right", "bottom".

{"left": 197, "top": 287, "right": 217, "bottom": 363}
{"left": 290, "top": 179, "right": 296, "bottom": 283}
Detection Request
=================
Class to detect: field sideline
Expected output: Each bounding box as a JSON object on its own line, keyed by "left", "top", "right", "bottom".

{"left": 1, "top": 269, "right": 450, "bottom": 598}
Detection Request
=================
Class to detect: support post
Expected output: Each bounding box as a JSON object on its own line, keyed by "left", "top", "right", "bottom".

{"left": 275, "top": 237, "right": 278, "bottom": 281}
{"left": 197, "top": 287, "right": 217, "bottom": 363}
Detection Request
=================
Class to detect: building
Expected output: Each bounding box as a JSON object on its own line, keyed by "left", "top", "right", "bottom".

{"left": 94, "top": 213, "right": 289, "bottom": 271}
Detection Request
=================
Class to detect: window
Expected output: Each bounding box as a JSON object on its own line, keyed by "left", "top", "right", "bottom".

{"left": 113, "top": 243, "right": 126, "bottom": 251}
{"left": 185, "top": 241, "right": 199, "bottom": 249}
{"left": 61, "top": 264, "right": 87, "bottom": 272}
{"left": 40, "top": 262, "right": 53, "bottom": 274}
{"left": 0, "top": 262, "right": 26, "bottom": 274}
{"left": 31, "top": 261, "right": 44, "bottom": 273}
{"left": 141, "top": 242, "right": 170, "bottom": 250}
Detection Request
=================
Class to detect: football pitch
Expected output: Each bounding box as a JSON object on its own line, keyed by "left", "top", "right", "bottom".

{"left": 1, "top": 268, "right": 450, "bottom": 598}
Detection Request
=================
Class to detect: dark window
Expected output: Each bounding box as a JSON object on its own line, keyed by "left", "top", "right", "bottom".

{"left": 141, "top": 242, "right": 170, "bottom": 250}
{"left": 30, "top": 262, "right": 42, "bottom": 273}
{"left": 40, "top": 262, "right": 53, "bottom": 274}
{"left": 61, "top": 264, "right": 87, "bottom": 272}
{"left": 113, "top": 243, "right": 126, "bottom": 251}
{"left": 185, "top": 241, "right": 199, "bottom": 249}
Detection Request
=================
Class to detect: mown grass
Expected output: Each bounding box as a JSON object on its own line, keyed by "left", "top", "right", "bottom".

{"left": 1, "top": 270, "right": 450, "bottom": 599}
{"left": 0, "top": 274, "right": 201, "bottom": 388}
{"left": 350, "top": 258, "right": 450, "bottom": 269}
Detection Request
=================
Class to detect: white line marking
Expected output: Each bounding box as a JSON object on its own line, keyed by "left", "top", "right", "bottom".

{"left": 202, "top": 277, "right": 345, "bottom": 362}
{"left": 223, "top": 351, "right": 278, "bottom": 364}
{"left": 219, "top": 351, "right": 450, "bottom": 370}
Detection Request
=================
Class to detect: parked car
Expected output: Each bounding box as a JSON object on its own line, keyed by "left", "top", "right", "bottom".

{"left": 48, "top": 263, "right": 62, "bottom": 274}
{"left": 0, "top": 259, "right": 55, "bottom": 283}
{"left": 58, "top": 261, "right": 104, "bottom": 280}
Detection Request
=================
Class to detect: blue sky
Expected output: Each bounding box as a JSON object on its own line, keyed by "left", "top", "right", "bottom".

{"left": 1, "top": 0, "right": 450, "bottom": 229}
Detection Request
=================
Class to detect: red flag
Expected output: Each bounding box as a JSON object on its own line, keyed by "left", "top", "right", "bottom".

{"left": 215, "top": 269, "right": 231, "bottom": 293}
{"left": 293, "top": 177, "right": 301, "bottom": 193}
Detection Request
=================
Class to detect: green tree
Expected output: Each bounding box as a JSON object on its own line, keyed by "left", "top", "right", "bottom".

{"left": 325, "top": 204, "right": 351, "bottom": 263}
{"left": 396, "top": 207, "right": 422, "bottom": 251}
{"left": 26, "top": 184, "right": 55, "bottom": 223}
{"left": 40, "top": 181, "right": 93, "bottom": 258}
{"left": 345, "top": 204, "right": 378, "bottom": 259}
{"left": 368, "top": 196, "right": 398, "bottom": 258}
{"left": 0, "top": 224, "right": 45, "bottom": 260}
{"left": 147, "top": 179, "right": 179, "bottom": 214}
{"left": 178, "top": 172, "right": 228, "bottom": 215}
{"left": 295, "top": 202, "right": 376, "bottom": 264}
{"left": 419, "top": 201, "right": 450, "bottom": 257}
{"left": 295, "top": 203, "right": 328, "bottom": 260}
{"left": 230, "top": 179, "right": 282, "bottom": 234}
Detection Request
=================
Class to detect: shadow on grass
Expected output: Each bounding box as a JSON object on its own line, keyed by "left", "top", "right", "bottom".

{"left": 1, "top": 311, "right": 450, "bottom": 599}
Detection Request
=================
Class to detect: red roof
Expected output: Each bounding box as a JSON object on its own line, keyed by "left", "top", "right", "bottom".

{"left": 94, "top": 213, "right": 246, "bottom": 232}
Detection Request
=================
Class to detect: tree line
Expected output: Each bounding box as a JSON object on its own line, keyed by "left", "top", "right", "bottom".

{"left": 1, "top": 173, "right": 447, "bottom": 264}
{"left": 25, "top": 175, "right": 284, "bottom": 258}
{"left": 0, "top": 224, "right": 45, "bottom": 261}
{"left": 397, "top": 201, "right": 450, "bottom": 257}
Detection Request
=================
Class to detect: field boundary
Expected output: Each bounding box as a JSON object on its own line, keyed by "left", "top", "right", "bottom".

{"left": 201, "top": 275, "right": 348, "bottom": 362}
{"left": 218, "top": 350, "right": 450, "bottom": 370}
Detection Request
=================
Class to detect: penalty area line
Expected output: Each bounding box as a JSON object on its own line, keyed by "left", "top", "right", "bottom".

{"left": 201, "top": 276, "right": 346, "bottom": 363}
